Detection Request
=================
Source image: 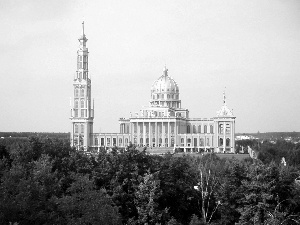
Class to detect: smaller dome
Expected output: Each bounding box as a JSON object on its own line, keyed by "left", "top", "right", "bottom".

{"left": 216, "top": 92, "right": 234, "bottom": 117}
{"left": 151, "top": 67, "right": 179, "bottom": 94}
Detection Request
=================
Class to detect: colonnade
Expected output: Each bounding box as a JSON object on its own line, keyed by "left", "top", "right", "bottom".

{"left": 131, "top": 121, "right": 176, "bottom": 147}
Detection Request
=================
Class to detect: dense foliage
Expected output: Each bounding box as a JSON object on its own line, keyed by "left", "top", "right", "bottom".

{"left": 0, "top": 137, "right": 300, "bottom": 224}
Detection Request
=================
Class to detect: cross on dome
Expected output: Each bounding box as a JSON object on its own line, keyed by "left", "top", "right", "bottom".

{"left": 163, "top": 65, "right": 168, "bottom": 76}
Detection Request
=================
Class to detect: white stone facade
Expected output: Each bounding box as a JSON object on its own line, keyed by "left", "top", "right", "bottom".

{"left": 70, "top": 24, "right": 236, "bottom": 153}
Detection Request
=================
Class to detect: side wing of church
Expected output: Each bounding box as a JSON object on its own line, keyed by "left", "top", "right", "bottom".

{"left": 70, "top": 23, "right": 236, "bottom": 154}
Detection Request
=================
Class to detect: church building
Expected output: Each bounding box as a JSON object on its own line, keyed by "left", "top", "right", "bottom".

{"left": 70, "top": 23, "right": 236, "bottom": 153}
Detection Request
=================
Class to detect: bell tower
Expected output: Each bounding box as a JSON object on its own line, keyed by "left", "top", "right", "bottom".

{"left": 70, "top": 22, "right": 94, "bottom": 151}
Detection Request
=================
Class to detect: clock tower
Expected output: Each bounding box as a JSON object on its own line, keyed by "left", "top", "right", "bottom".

{"left": 70, "top": 22, "right": 94, "bottom": 151}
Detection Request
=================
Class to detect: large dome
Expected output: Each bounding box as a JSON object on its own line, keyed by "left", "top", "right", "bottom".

{"left": 151, "top": 67, "right": 179, "bottom": 94}
{"left": 150, "top": 67, "right": 181, "bottom": 108}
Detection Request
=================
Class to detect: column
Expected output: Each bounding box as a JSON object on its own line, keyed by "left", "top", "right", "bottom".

{"left": 149, "top": 122, "right": 151, "bottom": 148}
{"left": 155, "top": 122, "right": 158, "bottom": 147}
{"left": 143, "top": 122, "right": 146, "bottom": 146}
{"left": 168, "top": 121, "right": 170, "bottom": 147}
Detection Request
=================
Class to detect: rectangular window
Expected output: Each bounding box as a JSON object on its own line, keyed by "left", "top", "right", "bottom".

{"left": 81, "top": 109, "right": 85, "bottom": 117}
{"left": 101, "top": 138, "right": 104, "bottom": 146}
{"left": 107, "top": 138, "right": 111, "bottom": 146}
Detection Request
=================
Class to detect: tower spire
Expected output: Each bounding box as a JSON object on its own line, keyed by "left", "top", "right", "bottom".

{"left": 82, "top": 21, "right": 85, "bottom": 36}
{"left": 223, "top": 88, "right": 226, "bottom": 105}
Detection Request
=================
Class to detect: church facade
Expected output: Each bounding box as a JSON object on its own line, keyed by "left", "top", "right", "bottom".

{"left": 70, "top": 24, "right": 236, "bottom": 153}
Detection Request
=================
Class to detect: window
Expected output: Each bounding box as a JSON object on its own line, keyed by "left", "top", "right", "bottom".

{"left": 226, "top": 138, "right": 230, "bottom": 147}
{"left": 187, "top": 138, "right": 191, "bottom": 147}
{"left": 198, "top": 125, "right": 201, "bottom": 133}
{"left": 226, "top": 124, "right": 230, "bottom": 134}
{"left": 125, "top": 138, "right": 128, "bottom": 144}
{"left": 95, "top": 138, "right": 98, "bottom": 145}
{"left": 101, "top": 138, "right": 104, "bottom": 146}
{"left": 187, "top": 125, "right": 190, "bottom": 133}
{"left": 119, "top": 138, "right": 123, "bottom": 146}
{"left": 167, "top": 94, "right": 170, "bottom": 99}
{"left": 219, "top": 138, "right": 223, "bottom": 146}
{"left": 74, "top": 109, "right": 78, "bottom": 117}
{"left": 219, "top": 124, "right": 224, "bottom": 134}
{"left": 200, "top": 138, "right": 204, "bottom": 146}
{"left": 207, "top": 138, "right": 210, "bottom": 146}
{"left": 81, "top": 89, "right": 84, "bottom": 97}
{"left": 81, "top": 124, "right": 84, "bottom": 133}
{"left": 193, "top": 125, "right": 196, "bottom": 133}
{"left": 210, "top": 125, "right": 214, "bottom": 134}
{"left": 165, "top": 138, "right": 168, "bottom": 147}
{"left": 140, "top": 138, "right": 143, "bottom": 145}
{"left": 113, "top": 138, "right": 116, "bottom": 146}
{"left": 75, "top": 100, "right": 79, "bottom": 108}
{"left": 107, "top": 138, "right": 111, "bottom": 146}
{"left": 75, "top": 124, "right": 78, "bottom": 133}
{"left": 75, "top": 88, "right": 79, "bottom": 97}
{"left": 204, "top": 125, "right": 207, "bottom": 133}
{"left": 81, "top": 100, "right": 84, "bottom": 108}
{"left": 181, "top": 138, "right": 184, "bottom": 146}
{"left": 81, "top": 109, "right": 84, "bottom": 117}
{"left": 194, "top": 138, "right": 197, "bottom": 146}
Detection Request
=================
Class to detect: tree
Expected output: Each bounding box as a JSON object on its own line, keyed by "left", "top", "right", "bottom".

{"left": 134, "top": 172, "right": 168, "bottom": 224}
{"left": 53, "top": 173, "right": 122, "bottom": 225}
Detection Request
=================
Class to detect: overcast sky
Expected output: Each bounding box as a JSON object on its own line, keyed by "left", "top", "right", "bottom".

{"left": 1, "top": 0, "right": 299, "bottom": 133}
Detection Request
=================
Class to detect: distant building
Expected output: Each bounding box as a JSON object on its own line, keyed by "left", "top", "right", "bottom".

{"left": 70, "top": 23, "right": 236, "bottom": 153}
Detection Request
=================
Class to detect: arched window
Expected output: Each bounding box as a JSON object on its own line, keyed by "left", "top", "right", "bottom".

{"left": 81, "top": 124, "right": 84, "bottom": 133}
{"left": 226, "top": 138, "right": 230, "bottom": 147}
{"left": 193, "top": 125, "right": 196, "bottom": 133}
{"left": 95, "top": 138, "right": 98, "bottom": 146}
{"left": 200, "top": 138, "right": 204, "bottom": 146}
{"left": 210, "top": 125, "right": 214, "bottom": 134}
{"left": 81, "top": 100, "right": 84, "bottom": 108}
{"left": 125, "top": 138, "right": 128, "bottom": 144}
{"left": 75, "top": 88, "right": 79, "bottom": 97}
{"left": 219, "top": 138, "right": 223, "bottom": 146}
{"left": 187, "top": 125, "right": 190, "bottom": 134}
{"left": 198, "top": 125, "right": 201, "bottom": 133}
{"left": 75, "top": 124, "right": 78, "bottom": 133}
{"left": 167, "top": 94, "right": 170, "bottom": 99}
{"left": 204, "top": 125, "right": 207, "bottom": 133}
{"left": 75, "top": 100, "right": 79, "bottom": 108}
{"left": 119, "top": 138, "right": 123, "bottom": 145}
{"left": 181, "top": 138, "right": 184, "bottom": 143}
{"left": 80, "top": 88, "right": 84, "bottom": 97}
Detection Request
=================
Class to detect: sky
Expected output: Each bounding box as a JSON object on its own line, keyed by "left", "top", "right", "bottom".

{"left": 0, "top": 0, "right": 299, "bottom": 133}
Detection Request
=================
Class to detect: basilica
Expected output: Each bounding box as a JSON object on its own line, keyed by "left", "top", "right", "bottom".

{"left": 70, "top": 23, "right": 236, "bottom": 153}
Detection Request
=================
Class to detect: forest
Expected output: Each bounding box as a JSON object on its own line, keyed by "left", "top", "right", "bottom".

{"left": 0, "top": 137, "right": 300, "bottom": 225}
